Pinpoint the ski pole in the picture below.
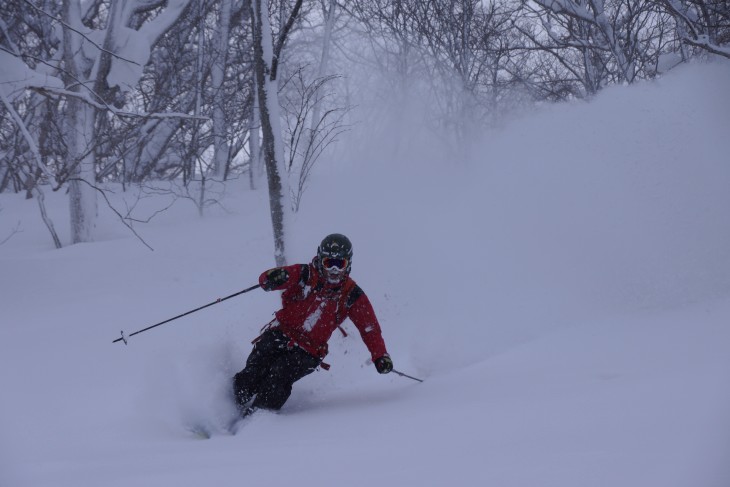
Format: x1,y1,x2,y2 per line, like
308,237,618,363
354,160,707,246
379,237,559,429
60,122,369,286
392,369,424,383
113,284,261,345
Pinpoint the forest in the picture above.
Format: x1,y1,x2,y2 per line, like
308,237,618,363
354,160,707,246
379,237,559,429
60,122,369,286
1,0,729,257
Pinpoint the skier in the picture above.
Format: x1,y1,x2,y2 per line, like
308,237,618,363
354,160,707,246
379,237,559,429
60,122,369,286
232,233,393,418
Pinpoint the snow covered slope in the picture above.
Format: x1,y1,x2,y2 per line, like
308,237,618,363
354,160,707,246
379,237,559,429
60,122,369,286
1,62,729,487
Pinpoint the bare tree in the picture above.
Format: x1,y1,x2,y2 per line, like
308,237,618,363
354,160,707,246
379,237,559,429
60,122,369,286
516,0,678,98
658,0,730,58
281,70,350,211
0,82,62,247
211,0,234,180
1,0,192,242
412,1,517,142
250,0,304,266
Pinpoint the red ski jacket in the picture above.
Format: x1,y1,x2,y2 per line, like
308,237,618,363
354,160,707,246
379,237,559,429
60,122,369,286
258,261,388,361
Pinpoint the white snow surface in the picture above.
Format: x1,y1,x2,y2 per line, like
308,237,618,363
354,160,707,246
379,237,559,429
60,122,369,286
2,61,730,487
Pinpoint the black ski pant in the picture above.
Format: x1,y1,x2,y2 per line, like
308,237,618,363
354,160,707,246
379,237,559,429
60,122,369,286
233,329,321,412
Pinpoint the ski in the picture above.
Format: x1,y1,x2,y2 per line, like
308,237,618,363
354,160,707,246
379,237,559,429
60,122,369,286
224,415,249,435
184,416,247,439
185,424,213,440
184,406,256,439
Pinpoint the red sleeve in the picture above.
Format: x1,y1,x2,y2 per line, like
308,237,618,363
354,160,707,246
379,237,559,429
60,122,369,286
258,264,304,291
348,291,388,361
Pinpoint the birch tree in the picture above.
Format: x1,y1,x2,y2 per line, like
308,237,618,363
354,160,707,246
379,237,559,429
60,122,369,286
211,0,234,179
248,84,262,189
251,0,304,266
57,0,191,243
62,0,99,244
309,0,338,144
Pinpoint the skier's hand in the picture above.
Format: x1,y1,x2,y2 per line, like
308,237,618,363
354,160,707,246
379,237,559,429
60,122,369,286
374,354,393,374
261,268,289,290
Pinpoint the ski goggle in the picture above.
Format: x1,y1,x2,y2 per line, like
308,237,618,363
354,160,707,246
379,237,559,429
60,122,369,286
322,257,348,270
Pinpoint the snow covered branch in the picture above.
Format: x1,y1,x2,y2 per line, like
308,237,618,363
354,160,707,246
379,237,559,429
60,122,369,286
0,80,63,247
684,35,730,58
658,0,730,59
21,0,142,67
32,85,209,121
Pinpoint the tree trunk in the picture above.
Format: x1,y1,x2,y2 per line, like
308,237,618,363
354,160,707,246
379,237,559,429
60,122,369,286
63,0,98,244
212,0,233,180
251,0,291,266
68,99,98,243
248,83,262,190
308,0,336,146
188,0,206,188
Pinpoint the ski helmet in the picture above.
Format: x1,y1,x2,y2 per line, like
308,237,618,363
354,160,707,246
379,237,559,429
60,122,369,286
317,233,353,282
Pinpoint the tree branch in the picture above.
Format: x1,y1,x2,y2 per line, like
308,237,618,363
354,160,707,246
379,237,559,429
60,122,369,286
0,221,22,246
31,86,209,121
21,0,142,66
271,0,304,80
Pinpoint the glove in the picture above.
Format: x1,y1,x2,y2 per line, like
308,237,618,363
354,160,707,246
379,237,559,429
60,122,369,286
261,268,289,291
374,354,393,374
